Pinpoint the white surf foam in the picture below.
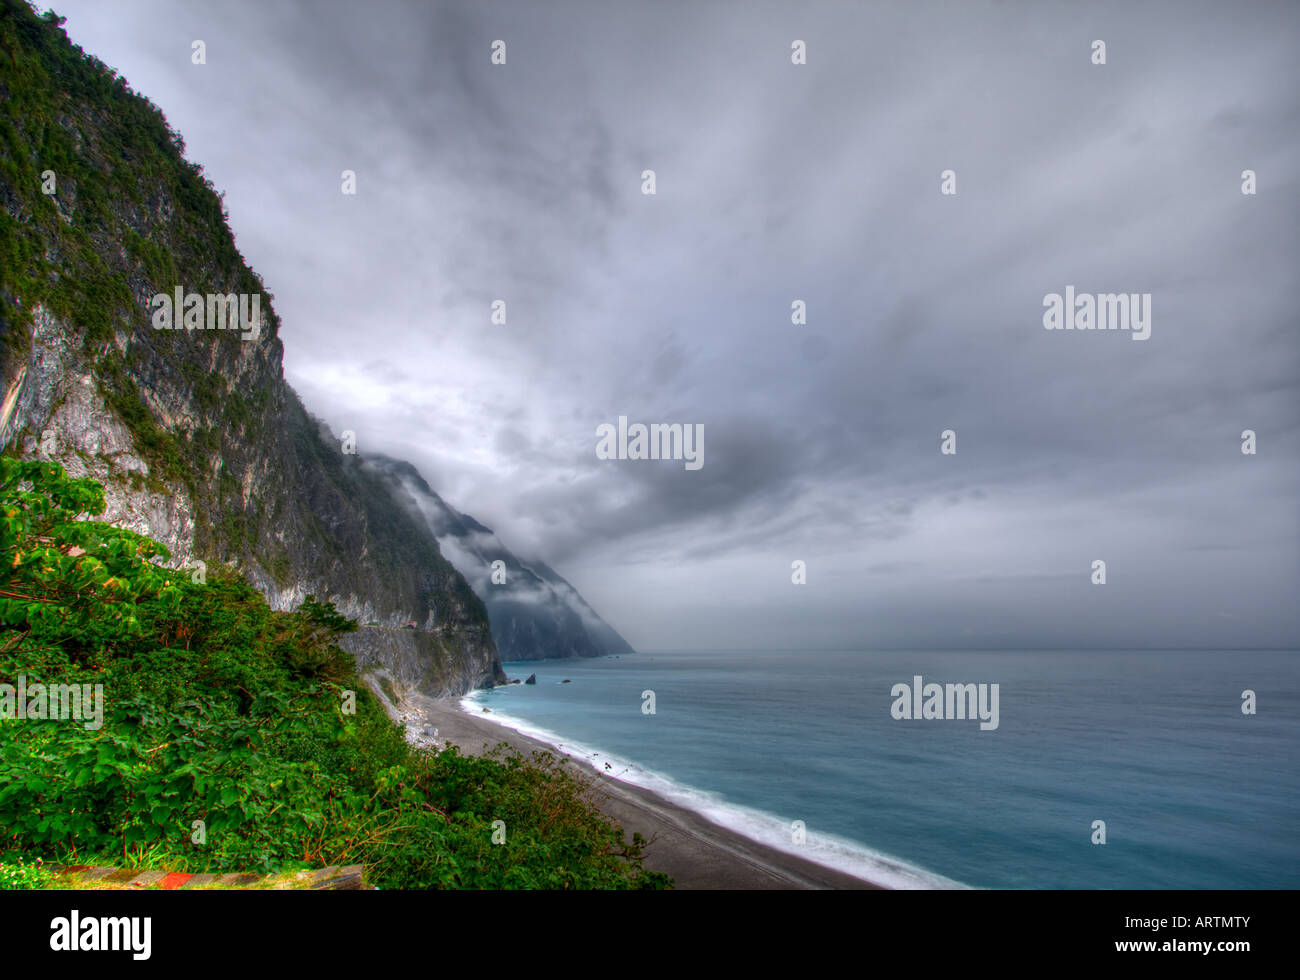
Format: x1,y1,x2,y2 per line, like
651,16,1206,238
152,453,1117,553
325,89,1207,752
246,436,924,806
458,691,968,890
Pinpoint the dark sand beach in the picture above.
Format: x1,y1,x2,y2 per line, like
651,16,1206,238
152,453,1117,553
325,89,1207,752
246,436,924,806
395,693,881,890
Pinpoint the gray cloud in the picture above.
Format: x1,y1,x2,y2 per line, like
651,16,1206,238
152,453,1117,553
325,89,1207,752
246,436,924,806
53,0,1300,650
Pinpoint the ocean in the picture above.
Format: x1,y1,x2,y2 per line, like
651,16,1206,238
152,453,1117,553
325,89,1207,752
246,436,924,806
462,649,1299,889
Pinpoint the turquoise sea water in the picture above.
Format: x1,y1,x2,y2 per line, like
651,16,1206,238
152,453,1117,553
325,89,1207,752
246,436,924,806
464,649,1299,889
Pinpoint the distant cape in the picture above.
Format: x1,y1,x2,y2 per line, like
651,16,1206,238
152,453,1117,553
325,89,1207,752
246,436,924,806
366,454,635,661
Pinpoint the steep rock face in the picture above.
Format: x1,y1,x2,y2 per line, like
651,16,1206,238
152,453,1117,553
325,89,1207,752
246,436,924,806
0,3,503,697
367,455,635,661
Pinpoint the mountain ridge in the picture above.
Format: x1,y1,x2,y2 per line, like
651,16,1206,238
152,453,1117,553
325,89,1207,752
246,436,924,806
365,452,634,661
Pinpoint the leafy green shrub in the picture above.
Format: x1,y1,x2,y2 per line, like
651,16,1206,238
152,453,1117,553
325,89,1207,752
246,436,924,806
0,457,670,888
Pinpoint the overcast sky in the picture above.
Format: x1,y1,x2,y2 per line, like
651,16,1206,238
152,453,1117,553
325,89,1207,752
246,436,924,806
49,0,1299,650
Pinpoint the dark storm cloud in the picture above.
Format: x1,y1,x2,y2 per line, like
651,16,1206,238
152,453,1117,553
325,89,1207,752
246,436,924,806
51,0,1300,649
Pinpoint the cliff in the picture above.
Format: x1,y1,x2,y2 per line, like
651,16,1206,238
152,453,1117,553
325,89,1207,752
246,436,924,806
0,1,503,696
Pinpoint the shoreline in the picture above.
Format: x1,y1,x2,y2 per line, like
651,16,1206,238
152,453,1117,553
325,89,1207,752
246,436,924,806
393,691,883,890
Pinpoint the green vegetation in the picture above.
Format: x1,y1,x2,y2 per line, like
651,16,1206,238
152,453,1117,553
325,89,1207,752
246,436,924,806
0,853,58,889
0,457,670,888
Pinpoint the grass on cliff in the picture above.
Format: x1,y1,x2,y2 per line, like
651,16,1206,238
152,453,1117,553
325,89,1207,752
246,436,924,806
1,1,268,362
0,456,671,889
